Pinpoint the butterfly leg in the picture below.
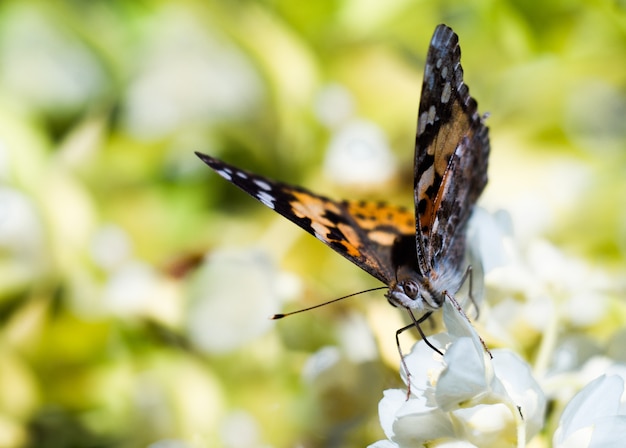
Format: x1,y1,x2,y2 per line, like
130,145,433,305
406,310,444,355
396,310,443,398
460,264,480,319
445,291,493,359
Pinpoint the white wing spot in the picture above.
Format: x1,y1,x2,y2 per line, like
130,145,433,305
436,58,442,69
217,169,232,181
253,179,272,191
441,66,448,79
236,171,248,179
418,106,438,135
441,82,451,104
417,166,435,198
418,111,428,134
257,191,276,209
428,105,437,123
424,63,432,80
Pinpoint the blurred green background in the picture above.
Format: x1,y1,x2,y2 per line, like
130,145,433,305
0,1,625,447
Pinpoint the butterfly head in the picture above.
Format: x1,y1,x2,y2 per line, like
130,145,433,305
386,267,444,311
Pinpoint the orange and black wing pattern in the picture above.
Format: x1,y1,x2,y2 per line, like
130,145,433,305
196,152,414,285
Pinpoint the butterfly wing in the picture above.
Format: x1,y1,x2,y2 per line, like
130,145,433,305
413,24,490,276
196,152,415,285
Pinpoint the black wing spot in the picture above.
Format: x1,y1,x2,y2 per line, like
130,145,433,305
391,234,419,272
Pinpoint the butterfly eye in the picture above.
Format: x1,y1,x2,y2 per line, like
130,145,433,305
402,280,420,300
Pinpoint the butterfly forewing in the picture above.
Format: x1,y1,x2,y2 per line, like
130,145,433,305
195,152,415,285
413,24,489,277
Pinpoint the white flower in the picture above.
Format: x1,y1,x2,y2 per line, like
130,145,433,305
185,248,294,354
90,224,132,271
102,261,174,319
370,299,546,448
220,410,262,448
1,8,105,112
0,186,45,264
314,83,355,129
122,7,262,139
323,120,397,186
553,373,626,448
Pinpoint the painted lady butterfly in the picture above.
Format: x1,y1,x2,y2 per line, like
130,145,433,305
196,24,489,354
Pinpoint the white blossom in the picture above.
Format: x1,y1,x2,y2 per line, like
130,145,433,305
370,299,546,448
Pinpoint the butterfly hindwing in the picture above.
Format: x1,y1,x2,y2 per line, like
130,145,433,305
195,152,415,285
413,24,490,276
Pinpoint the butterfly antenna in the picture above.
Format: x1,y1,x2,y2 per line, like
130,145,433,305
270,286,387,319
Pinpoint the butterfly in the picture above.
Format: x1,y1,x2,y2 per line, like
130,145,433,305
196,24,490,358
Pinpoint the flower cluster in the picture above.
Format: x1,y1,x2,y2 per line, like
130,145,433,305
369,299,545,448
370,210,626,447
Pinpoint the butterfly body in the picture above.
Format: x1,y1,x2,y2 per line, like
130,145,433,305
196,24,489,328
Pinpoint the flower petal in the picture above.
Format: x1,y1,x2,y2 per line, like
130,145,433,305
367,441,398,448
492,350,546,437
555,375,623,444
436,337,489,411
589,416,626,447
377,389,406,439
392,407,455,446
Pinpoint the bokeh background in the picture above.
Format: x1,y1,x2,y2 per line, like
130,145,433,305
0,1,625,447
